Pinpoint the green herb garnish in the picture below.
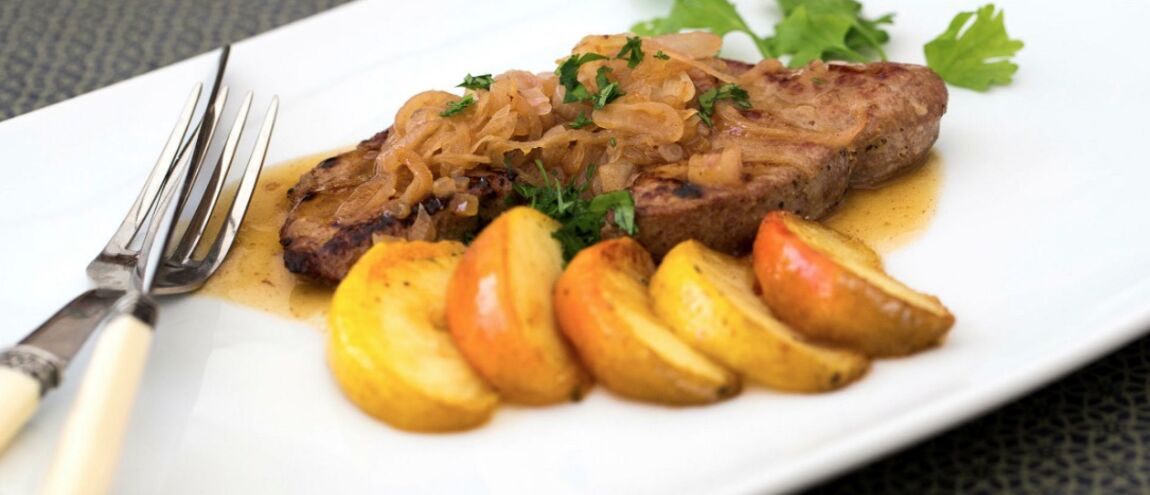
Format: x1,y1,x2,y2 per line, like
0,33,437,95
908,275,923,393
569,112,594,129
608,137,617,147
654,50,671,60
457,73,494,91
632,0,773,58
593,67,625,109
769,0,894,67
924,4,1024,91
440,94,475,117
514,161,637,261
556,53,609,103
632,0,892,67
616,36,645,68
697,83,751,127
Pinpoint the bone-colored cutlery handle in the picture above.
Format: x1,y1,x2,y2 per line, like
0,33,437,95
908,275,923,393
0,367,40,452
41,304,155,495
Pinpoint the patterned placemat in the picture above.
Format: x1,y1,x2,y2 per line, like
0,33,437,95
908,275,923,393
3,1,1148,493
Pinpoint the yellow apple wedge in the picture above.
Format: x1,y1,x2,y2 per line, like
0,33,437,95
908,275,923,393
328,241,498,432
753,211,955,357
446,207,592,405
554,237,740,405
650,240,869,392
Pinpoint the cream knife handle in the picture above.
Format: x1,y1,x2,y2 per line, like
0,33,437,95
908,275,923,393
0,289,123,455
41,298,156,495
0,366,40,452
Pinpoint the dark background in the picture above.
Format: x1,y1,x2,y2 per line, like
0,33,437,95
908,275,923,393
2,0,1148,492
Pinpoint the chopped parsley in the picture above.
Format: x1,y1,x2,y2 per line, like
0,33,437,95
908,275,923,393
514,161,637,261
556,53,608,103
924,4,1024,91
456,73,494,91
697,83,751,127
593,66,625,109
615,36,645,68
654,50,671,60
608,137,617,147
439,94,475,117
569,112,594,129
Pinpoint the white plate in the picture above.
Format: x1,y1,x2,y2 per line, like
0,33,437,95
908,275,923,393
2,0,1149,493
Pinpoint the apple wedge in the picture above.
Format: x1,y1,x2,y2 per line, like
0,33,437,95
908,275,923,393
753,211,955,357
328,241,498,432
650,240,869,392
554,237,740,405
446,207,592,405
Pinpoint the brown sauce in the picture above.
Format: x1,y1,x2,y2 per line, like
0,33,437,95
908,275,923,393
199,150,349,327
203,150,942,323
824,153,943,254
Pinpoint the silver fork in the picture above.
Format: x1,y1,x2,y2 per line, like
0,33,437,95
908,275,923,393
0,46,277,493
40,89,277,495
0,48,230,457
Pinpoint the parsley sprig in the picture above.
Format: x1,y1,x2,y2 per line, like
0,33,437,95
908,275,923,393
514,161,637,261
698,83,752,127
569,112,594,129
616,36,645,69
440,94,475,117
556,53,608,103
771,0,893,67
457,73,494,91
632,0,1022,90
556,52,627,109
924,4,1024,91
632,0,772,59
593,67,625,109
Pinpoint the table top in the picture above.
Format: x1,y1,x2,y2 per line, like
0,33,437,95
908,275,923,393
3,0,1148,492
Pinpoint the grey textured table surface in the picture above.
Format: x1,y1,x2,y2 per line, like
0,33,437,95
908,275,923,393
3,0,1149,493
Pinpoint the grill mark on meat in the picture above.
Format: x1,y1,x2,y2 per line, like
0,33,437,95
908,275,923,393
280,60,946,283
672,183,704,199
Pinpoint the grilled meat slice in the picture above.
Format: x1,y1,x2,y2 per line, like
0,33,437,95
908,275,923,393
280,60,946,283
629,144,850,258
280,132,512,283
630,61,946,257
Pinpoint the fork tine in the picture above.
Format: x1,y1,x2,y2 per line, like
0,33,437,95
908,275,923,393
173,85,230,220
135,120,203,292
92,83,201,263
202,96,278,271
169,88,247,262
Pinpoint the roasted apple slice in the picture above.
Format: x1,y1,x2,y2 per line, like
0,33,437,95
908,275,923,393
446,207,592,405
554,237,740,405
753,211,954,357
328,241,498,432
650,240,869,392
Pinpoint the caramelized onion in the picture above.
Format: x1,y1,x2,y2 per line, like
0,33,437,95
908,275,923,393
337,33,869,220
449,193,479,217
407,206,437,241
593,101,684,143
650,32,722,60
598,161,634,192
432,177,457,198
688,147,742,187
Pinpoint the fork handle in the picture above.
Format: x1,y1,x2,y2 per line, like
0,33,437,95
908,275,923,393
41,296,156,495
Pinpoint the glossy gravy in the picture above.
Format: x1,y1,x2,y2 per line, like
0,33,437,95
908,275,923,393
202,150,942,324
200,151,349,327
824,153,943,253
